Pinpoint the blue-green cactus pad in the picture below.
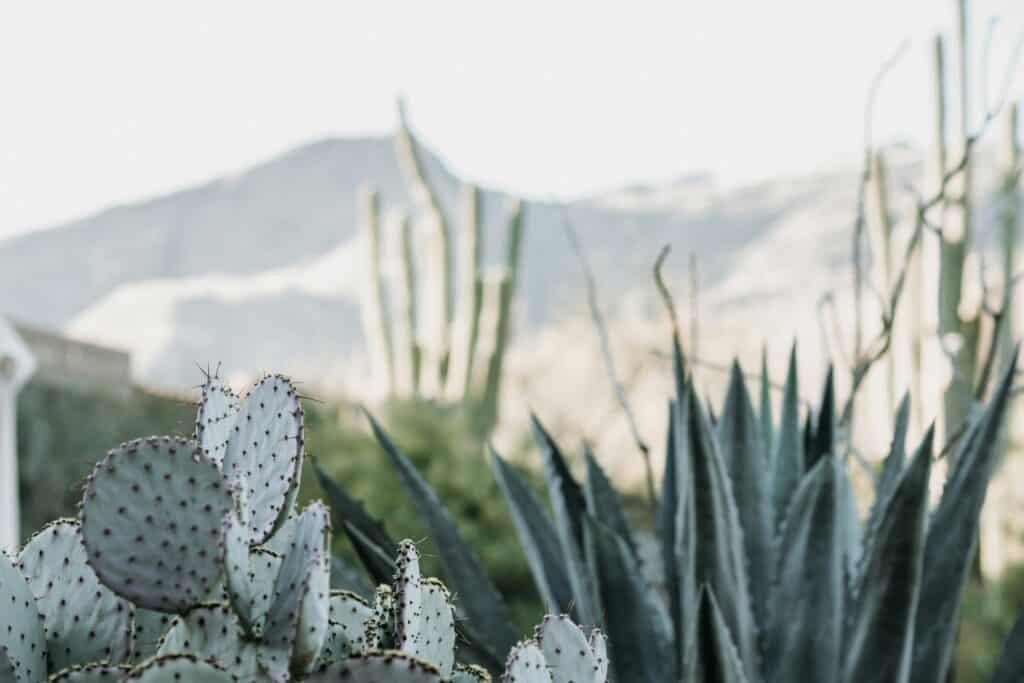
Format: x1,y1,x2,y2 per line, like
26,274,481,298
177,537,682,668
194,377,240,467
0,550,46,683
157,603,270,681
260,502,329,679
503,641,551,683
80,436,232,613
224,512,282,637
222,375,304,544
18,520,132,671
130,610,174,663
124,654,233,682
536,614,604,683
304,650,443,682
48,664,130,682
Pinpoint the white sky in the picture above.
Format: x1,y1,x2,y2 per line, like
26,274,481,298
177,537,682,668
0,1,1021,240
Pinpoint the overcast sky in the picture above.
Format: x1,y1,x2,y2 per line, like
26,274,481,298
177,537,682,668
1,1,1021,239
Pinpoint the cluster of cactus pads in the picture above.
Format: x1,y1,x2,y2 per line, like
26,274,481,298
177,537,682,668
318,340,1024,683
0,374,604,682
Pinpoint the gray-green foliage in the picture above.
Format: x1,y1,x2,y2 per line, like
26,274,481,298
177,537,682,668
323,336,1023,682
2,369,601,683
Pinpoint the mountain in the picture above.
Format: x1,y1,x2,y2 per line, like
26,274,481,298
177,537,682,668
0,135,1017,480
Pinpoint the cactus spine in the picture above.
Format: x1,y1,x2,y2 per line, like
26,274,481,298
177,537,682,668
359,185,396,396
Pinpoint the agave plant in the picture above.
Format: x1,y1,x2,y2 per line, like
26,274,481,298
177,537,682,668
319,339,1024,682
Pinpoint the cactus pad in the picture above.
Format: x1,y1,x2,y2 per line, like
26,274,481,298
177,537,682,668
124,654,233,682
397,576,455,678
18,519,132,671
0,550,46,683
157,603,268,681
194,376,240,467
364,585,396,650
222,375,304,544
295,546,331,674
48,664,130,682
80,437,231,613
0,647,15,681
502,641,551,683
536,614,605,683
223,513,281,637
304,650,443,682
452,664,492,682
328,591,373,655
260,502,329,680
130,610,174,663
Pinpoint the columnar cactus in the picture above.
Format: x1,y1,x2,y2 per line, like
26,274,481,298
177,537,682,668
356,101,527,432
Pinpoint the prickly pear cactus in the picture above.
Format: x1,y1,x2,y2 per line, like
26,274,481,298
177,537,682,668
222,374,304,544
18,520,132,671
0,549,45,682
79,436,232,613
1,370,601,683
503,641,550,683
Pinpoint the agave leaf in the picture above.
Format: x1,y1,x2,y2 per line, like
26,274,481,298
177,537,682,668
806,366,834,470
674,465,698,678
765,457,843,683
582,445,638,559
861,394,911,559
991,610,1024,683
843,427,933,683
771,344,803,529
366,412,517,663
584,516,673,683
658,399,684,673
759,346,774,453
912,350,1019,682
718,361,773,641
530,415,587,550
680,381,759,680
530,415,598,627
686,588,750,683
342,522,398,588
489,447,575,615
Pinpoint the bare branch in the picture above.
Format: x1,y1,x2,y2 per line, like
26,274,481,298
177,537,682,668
653,245,682,348
562,210,656,507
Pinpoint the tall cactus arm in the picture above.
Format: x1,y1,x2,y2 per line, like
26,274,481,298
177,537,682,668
480,199,524,433
395,99,452,394
391,210,421,397
358,185,396,396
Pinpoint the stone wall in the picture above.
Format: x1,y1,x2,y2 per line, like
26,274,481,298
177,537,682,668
13,322,132,397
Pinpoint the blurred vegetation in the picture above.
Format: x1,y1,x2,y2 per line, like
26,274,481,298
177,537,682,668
17,381,193,537
299,396,542,632
955,566,1024,682
17,378,1024,665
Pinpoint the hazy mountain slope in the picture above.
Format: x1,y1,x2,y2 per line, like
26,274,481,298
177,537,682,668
3,133,1016,414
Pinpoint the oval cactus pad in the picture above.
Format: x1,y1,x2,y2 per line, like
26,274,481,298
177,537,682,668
80,436,232,613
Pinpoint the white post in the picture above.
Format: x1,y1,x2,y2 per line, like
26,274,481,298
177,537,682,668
0,317,36,553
